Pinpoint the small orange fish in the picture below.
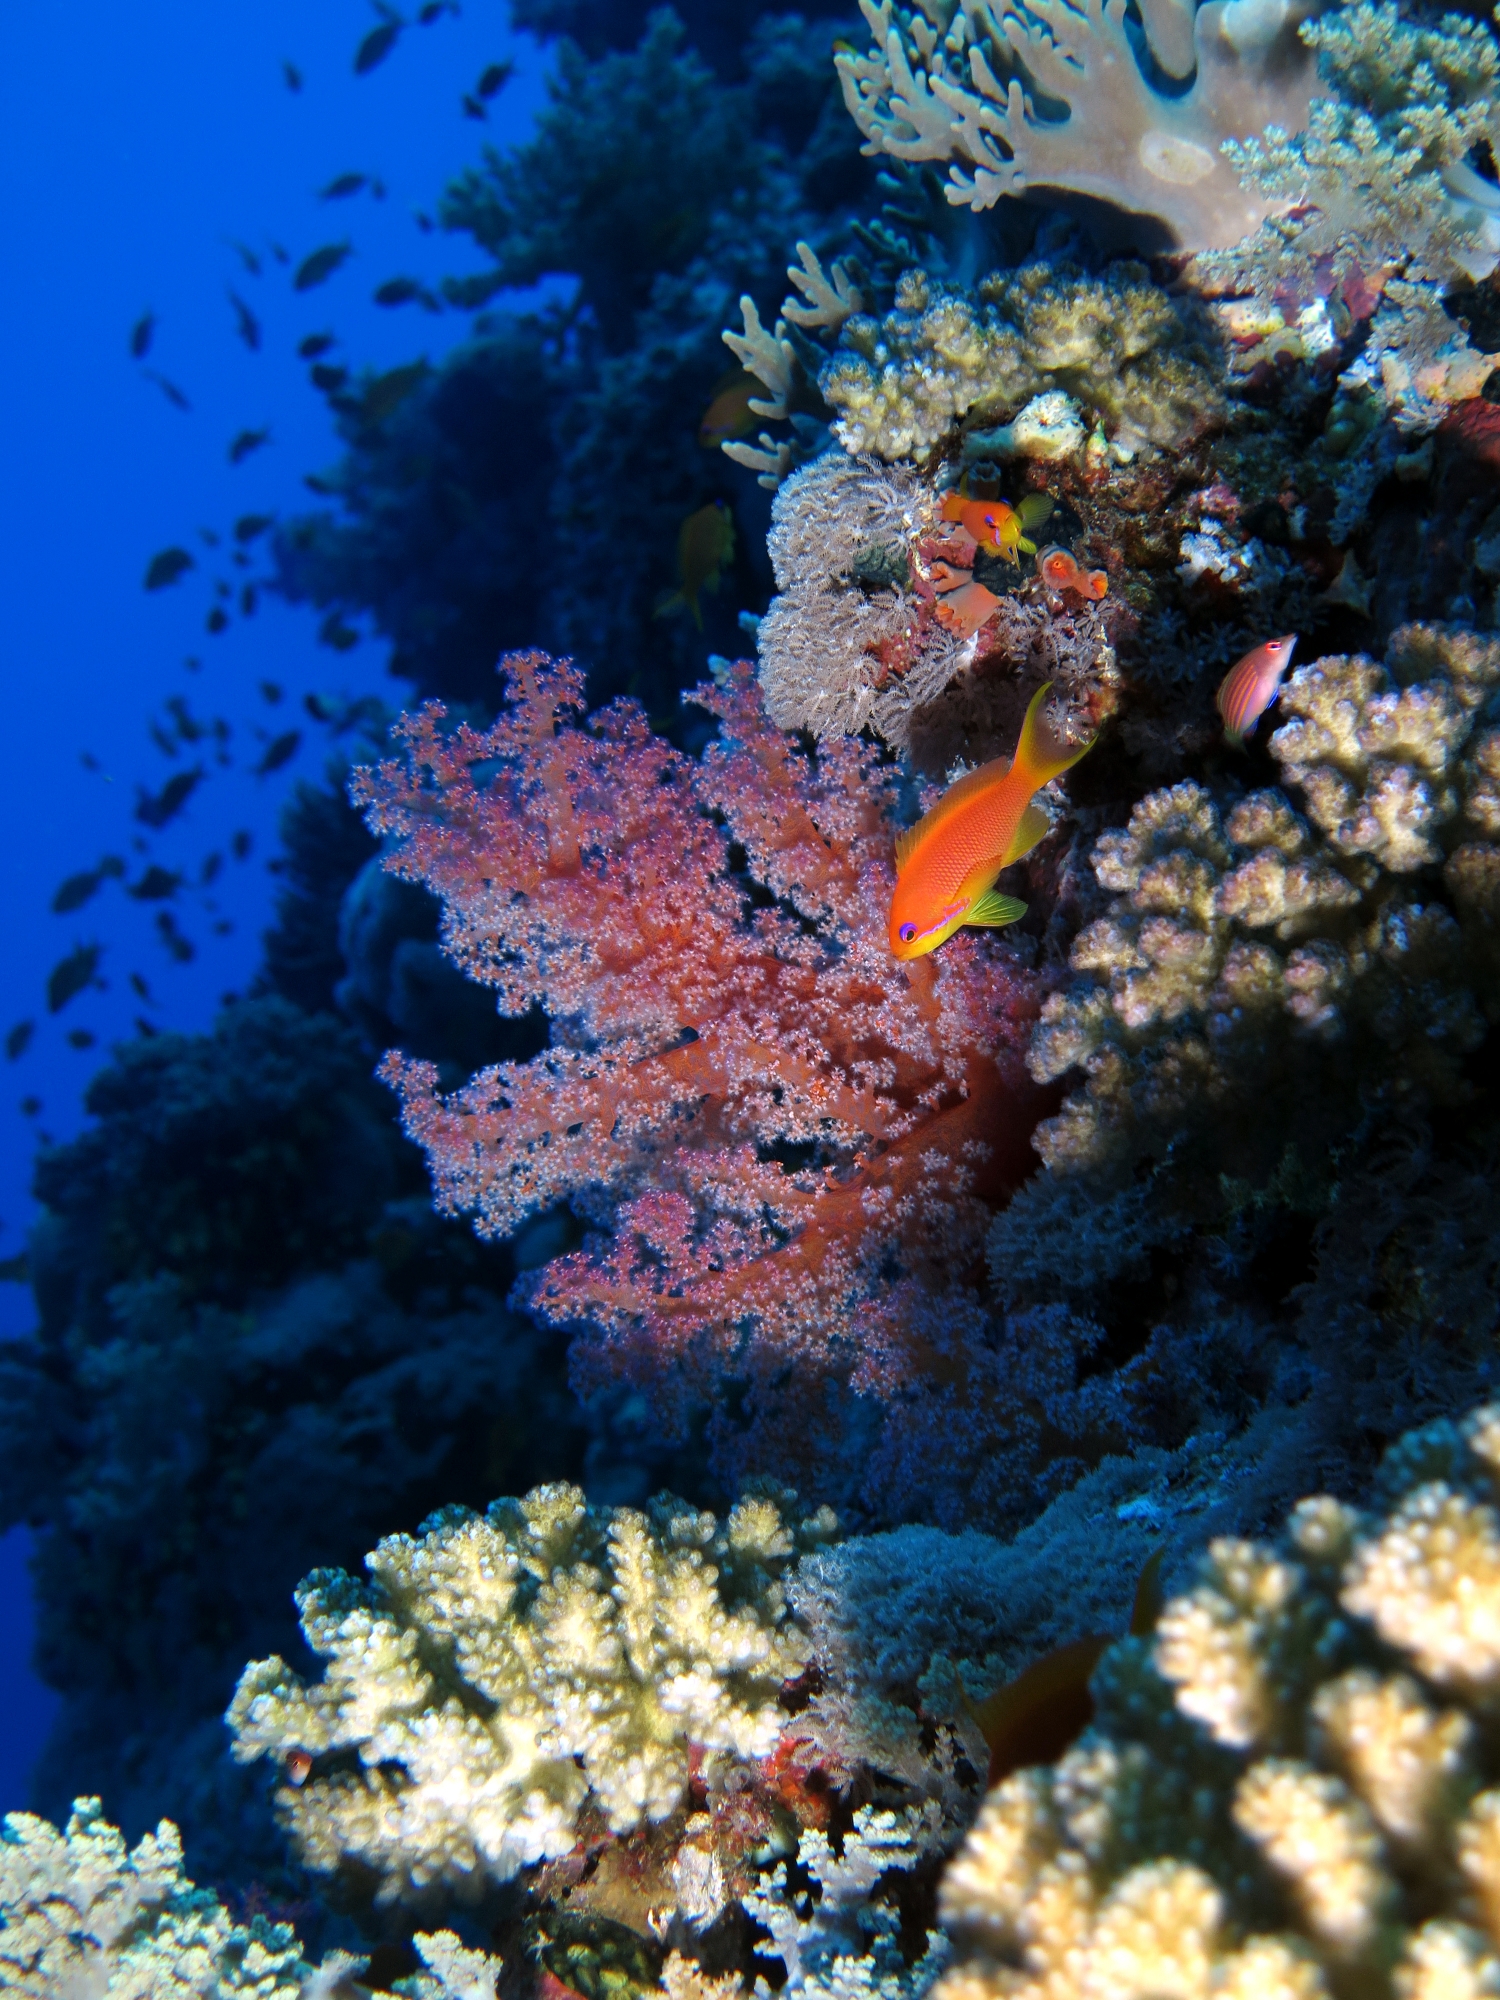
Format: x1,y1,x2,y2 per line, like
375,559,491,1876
285,1750,313,1786
889,681,1093,958
969,1549,1166,1787
940,491,1031,563
1217,633,1298,748
1037,544,1108,601
934,577,1002,637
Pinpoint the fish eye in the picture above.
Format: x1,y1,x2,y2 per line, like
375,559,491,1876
899,922,916,943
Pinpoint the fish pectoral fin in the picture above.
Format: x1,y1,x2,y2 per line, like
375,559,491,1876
1002,802,1051,865
966,889,1027,927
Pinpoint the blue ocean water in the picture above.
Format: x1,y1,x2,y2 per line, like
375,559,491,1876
0,0,545,1809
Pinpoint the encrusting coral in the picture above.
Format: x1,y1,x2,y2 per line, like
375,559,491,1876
832,0,1319,250
351,651,1048,1493
932,1397,1500,2000
226,1481,834,1903
1028,621,1500,1178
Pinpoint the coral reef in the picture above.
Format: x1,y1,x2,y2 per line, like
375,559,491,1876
814,262,1225,466
833,0,1318,249
1197,4,1500,428
227,1484,833,1903
276,10,872,710
353,651,1047,1498
1028,622,1500,1179
755,450,964,747
1,996,599,1888
934,1398,1500,2000
0,1797,315,1997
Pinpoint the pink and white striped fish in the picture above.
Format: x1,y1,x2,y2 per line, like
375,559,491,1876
1217,634,1298,748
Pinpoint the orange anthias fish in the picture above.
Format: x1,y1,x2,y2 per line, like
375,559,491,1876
698,368,759,448
1217,633,1298,748
889,681,1094,959
969,1549,1165,1788
1037,544,1108,602
940,490,1030,563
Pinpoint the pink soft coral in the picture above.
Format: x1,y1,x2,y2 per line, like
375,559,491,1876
352,653,1044,1493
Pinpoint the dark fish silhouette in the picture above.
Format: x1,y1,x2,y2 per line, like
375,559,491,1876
229,427,271,464
293,243,351,291
241,584,258,616
311,363,349,393
260,681,284,704
52,858,123,914
144,370,191,411
461,92,486,119
136,769,203,829
298,333,336,359
477,61,513,97
256,730,302,775
231,830,253,860
129,972,154,1002
145,548,194,590
201,854,223,885
47,944,102,1014
130,311,156,358
320,172,367,200
374,277,437,309
234,513,275,544
6,1022,34,1060
227,238,263,277
229,290,262,351
128,866,183,903
282,58,303,91
165,697,204,743
155,913,194,963
318,611,359,652
206,607,229,635
66,1029,96,1050
354,20,401,73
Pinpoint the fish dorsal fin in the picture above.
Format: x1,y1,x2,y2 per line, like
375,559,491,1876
894,757,1011,875
1003,802,1051,866
966,889,1027,927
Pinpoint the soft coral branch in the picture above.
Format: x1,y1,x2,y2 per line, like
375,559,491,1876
353,654,1045,1494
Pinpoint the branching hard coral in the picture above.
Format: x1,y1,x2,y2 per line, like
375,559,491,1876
820,263,1225,464
1027,621,1500,1178
0,1797,320,1998
932,1398,1500,2000
227,1483,832,1904
746,1806,951,2000
833,0,1318,249
1196,3,1500,427
351,653,1046,1493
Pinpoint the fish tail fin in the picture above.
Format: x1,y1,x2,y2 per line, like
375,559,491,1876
939,490,965,522
1223,725,1245,751
1013,681,1093,790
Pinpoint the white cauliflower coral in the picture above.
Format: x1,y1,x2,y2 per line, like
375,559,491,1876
227,1482,835,1904
931,1401,1500,2000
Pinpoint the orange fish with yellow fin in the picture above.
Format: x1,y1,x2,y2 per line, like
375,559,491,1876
889,682,1093,959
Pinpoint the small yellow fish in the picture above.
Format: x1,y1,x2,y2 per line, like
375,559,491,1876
889,683,1093,959
657,501,735,630
698,370,759,448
